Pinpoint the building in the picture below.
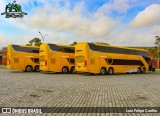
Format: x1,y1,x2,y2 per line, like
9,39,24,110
2,49,7,65
128,46,160,69
0,50,2,65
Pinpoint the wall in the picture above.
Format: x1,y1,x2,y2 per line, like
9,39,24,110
0,56,2,65
155,58,160,69
2,50,7,65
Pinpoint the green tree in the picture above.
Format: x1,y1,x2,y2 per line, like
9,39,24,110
154,36,160,58
26,38,42,46
70,42,77,46
26,44,31,46
94,42,110,45
148,47,158,58
2,47,7,51
155,36,160,46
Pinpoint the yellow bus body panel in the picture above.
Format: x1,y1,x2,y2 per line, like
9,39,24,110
7,45,39,71
75,42,150,74
40,44,75,72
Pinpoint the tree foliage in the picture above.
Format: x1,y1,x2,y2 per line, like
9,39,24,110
70,42,77,46
94,42,110,45
26,38,42,46
149,36,160,58
2,47,7,50
154,36,160,58
69,41,110,46
155,36,160,46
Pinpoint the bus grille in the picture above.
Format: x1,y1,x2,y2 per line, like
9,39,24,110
40,56,45,61
75,56,84,63
14,58,19,63
51,58,56,64
90,59,95,64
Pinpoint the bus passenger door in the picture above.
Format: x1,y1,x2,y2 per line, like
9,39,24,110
19,57,25,70
107,56,123,73
49,53,60,71
106,56,114,70
56,55,61,71
61,53,69,66
12,52,20,70
100,55,108,72
13,57,20,70
24,55,33,69
89,56,100,73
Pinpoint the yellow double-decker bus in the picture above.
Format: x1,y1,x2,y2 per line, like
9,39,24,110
40,43,75,73
75,42,152,75
7,45,40,72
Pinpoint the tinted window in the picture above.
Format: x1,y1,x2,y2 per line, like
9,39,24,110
88,43,149,57
12,45,39,53
64,48,75,53
67,58,75,64
48,44,75,53
31,58,39,63
32,50,39,53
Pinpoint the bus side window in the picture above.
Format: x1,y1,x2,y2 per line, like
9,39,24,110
32,50,39,53
64,48,75,53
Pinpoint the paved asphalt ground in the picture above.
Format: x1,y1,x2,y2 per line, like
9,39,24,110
0,69,160,115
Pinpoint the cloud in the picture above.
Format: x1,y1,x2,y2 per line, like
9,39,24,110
130,4,160,28
25,3,116,39
0,0,159,48
96,0,136,16
0,0,6,13
107,25,159,46
18,0,31,4
0,34,12,49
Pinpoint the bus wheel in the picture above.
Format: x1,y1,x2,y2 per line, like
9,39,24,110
25,66,33,72
70,67,76,74
137,67,141,74
108,67,114,75
62,66,69,74
141,67,146,73
100,67,106,75
34,65,40,72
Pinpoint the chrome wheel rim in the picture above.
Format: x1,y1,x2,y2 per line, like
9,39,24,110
101,69,105,75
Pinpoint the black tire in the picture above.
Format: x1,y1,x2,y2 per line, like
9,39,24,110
89,73,94,75
62,66,69,74
137,67,141,74
25,66,33,72
34,65,40,72
70,67,76,74
108,67,114,75
100,67,107,75
141,67,146,73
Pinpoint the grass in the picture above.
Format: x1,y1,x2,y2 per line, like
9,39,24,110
0,65,7,69
156,69,160,73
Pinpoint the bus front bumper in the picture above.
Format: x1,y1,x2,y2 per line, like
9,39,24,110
75,67,88,73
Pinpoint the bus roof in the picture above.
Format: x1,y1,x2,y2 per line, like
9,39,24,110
77,42,149,52
9,45,39,53
47,43,75,48
9,44,39,48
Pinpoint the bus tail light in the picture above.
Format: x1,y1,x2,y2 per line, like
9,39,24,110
45,60,47,66
84,60,87,68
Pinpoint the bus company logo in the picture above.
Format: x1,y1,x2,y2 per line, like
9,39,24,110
1,0,27,18
2,108,12,114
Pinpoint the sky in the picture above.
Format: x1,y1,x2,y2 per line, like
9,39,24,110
0,0,160,49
